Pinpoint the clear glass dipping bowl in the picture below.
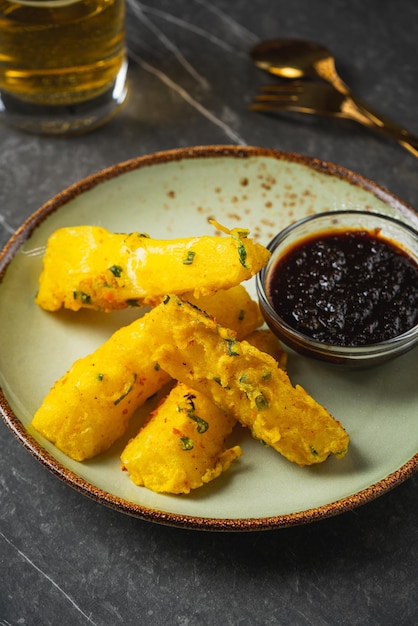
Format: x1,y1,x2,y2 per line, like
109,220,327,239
256,210,418,368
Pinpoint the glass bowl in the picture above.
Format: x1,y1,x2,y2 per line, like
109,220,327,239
256,210,418,367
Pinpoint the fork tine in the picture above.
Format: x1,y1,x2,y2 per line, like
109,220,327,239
249,101,315,113
249,99,337,115
257,83,306,102
251,81,321,108
252,93,298,103
252,83,304,104
250,80,345,114
249,91,334,115
249,102,287,112
259,82,305,93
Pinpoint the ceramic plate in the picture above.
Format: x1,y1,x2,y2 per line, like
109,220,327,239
1,146,417,531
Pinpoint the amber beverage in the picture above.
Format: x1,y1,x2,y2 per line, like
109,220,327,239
0,0,127,134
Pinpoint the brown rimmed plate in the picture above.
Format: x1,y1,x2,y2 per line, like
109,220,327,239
1,145,417,531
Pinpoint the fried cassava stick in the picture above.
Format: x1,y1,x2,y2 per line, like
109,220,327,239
36,224,270,312
152,296,349,466
121,329,286,494
121,382,242,494
31,287,263,461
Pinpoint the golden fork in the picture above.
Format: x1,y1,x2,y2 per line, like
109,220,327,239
251,81,418,158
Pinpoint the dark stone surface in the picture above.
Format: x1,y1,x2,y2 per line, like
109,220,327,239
1,1,417,624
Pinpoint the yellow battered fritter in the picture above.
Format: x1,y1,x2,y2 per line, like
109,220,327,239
31,288,264,461
120,328,286,494
121,382,241,494
152,296,349,466
36,225,270,312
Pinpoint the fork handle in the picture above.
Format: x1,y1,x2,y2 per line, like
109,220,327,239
355,105,418,158
396,140,418,159
323,71,418,154
333,86,418,157
351,94,418,147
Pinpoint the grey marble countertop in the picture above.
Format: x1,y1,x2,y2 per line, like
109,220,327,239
1,1,417,624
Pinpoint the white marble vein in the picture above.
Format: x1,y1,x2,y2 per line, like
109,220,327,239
131,1,248,56
129,49,247,145
0,530,99,625
127,0,209,89
126,1,250,144
192,0,259,44
0,214,15,236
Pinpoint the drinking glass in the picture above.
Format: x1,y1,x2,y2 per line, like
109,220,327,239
0,0,127,134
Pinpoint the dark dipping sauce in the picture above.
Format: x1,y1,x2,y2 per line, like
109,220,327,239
267,229,418,346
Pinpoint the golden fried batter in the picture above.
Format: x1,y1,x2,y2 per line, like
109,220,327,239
36,225,270,312
152,296,349,466
121,382,241,494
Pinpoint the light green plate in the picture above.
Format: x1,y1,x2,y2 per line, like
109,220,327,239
1,146,417,531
